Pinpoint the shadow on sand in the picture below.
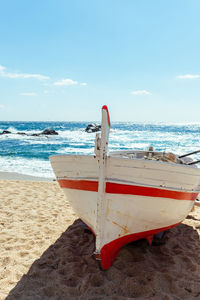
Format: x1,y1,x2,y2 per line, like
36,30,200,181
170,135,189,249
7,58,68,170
6,219,200,300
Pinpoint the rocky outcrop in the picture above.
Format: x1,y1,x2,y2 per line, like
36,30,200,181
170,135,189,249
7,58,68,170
0,130,11,135
85,124,101,133
0,129,59,136
30,133,40,137
41,129,59,135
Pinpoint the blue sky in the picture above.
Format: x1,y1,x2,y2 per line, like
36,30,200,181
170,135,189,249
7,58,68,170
0,0,200,122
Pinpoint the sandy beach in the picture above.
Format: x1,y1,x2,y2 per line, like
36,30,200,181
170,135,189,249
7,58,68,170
0,174,200,300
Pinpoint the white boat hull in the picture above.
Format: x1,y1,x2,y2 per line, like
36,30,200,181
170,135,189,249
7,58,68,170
50,154,200,269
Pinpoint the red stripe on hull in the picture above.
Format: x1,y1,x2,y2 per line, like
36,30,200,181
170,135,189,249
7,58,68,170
58,179,98,192
57,179,197,201
106,182,197,201
100,221,181,270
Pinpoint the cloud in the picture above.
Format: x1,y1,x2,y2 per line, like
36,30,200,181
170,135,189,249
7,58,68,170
0,65,49,80
131,90,151,95
0,66,5,72
80,82,87,86
54,78,78,86
20,92,37,96
0,104,5,109
177,74,200,79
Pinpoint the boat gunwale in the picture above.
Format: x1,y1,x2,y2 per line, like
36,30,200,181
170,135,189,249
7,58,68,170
50,153,200,174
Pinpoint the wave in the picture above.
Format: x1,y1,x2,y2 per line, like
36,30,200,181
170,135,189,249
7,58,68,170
0,156,54,178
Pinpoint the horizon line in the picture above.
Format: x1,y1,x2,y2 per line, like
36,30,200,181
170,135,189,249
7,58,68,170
0,120,200,125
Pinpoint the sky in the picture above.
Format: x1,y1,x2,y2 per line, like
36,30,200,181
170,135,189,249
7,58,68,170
0,0,200,122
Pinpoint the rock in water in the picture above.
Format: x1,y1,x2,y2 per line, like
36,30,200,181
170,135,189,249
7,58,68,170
0,130,11,135
30,133,40,136
0,129,59,136
41,129,59,135
85,124,101,133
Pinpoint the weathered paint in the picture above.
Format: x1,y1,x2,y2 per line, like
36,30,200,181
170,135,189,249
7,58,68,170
96,106,110,252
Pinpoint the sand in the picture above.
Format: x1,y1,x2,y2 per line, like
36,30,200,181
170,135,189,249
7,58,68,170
0,178,199,300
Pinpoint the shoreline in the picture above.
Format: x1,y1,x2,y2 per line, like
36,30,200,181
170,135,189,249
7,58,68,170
0,171,55,182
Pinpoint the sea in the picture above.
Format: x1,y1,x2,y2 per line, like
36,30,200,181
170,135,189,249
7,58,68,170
0,121,199,178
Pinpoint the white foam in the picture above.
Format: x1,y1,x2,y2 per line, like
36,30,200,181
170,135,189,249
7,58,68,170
6,126,18,133
0,156,54,178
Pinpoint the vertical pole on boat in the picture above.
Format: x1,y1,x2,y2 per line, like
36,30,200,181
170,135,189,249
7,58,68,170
95,105,110,257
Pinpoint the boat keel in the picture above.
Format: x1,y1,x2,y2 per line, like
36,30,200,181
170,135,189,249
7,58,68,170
98,222,181,270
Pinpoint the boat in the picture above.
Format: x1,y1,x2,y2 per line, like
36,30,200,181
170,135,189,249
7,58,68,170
50,106,200,270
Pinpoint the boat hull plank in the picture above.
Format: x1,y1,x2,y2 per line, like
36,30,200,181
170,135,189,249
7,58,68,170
50,155,99,180
107,157,200,191
61,189,97,232
102,193,194,246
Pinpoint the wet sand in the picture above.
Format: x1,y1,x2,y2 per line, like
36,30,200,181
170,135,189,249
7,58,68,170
0,178,199,299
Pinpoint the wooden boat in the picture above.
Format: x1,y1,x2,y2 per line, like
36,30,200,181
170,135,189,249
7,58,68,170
50,106,200,269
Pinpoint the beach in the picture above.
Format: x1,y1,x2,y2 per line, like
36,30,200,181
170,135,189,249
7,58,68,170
0,174,200,300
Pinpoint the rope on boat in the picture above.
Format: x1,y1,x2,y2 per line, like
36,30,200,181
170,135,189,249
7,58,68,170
179,149,200,165
187,159,200,165
179,149,200,158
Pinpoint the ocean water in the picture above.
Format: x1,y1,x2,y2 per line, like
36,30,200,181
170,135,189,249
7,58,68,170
0,121,199,178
